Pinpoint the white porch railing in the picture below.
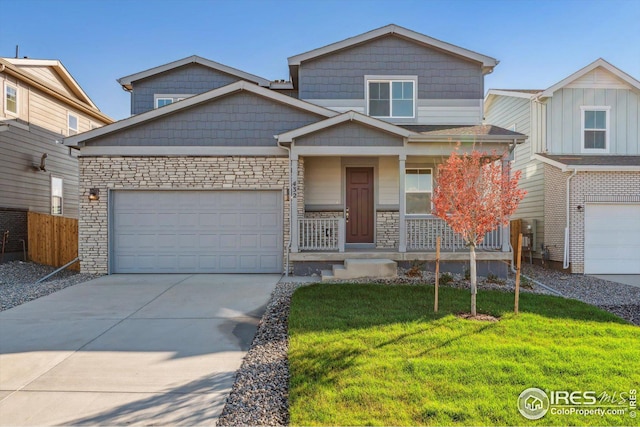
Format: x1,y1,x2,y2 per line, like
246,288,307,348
298,218,345,252
406,217,502,251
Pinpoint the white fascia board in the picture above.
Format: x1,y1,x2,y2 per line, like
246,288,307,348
65,81,337,147
533,154,640,171
277,111,417,143
288,24,498,69
3,58,59,66
485,89,537,100
4,58,97,108
538,58,640,98
117,55,271,89
78,146,287,157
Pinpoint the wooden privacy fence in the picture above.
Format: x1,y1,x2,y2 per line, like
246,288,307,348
510,219,522,263
27,212,79,271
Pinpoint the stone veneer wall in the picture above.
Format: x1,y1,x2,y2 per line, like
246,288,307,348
376,211,399,249
544,164,640,273
79,156,302,274
303,211,343,219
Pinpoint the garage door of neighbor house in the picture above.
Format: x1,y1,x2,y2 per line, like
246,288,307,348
584,204,640,274
111,190,283,273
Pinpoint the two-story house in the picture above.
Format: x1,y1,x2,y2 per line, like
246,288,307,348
65,24,525,276
0,57,112,261
485,59,640,274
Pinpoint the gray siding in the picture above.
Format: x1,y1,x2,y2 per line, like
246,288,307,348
131,63,245,115
0,125,79,218
87,91,324,147
547,88,640,155
295,122,404,146
299,35,483,100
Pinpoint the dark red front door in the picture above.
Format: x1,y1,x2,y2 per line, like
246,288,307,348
346,167,374,244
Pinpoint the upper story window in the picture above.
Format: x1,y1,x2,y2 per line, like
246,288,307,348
154,94,190,109
366,77,416,118
581,106,610,153
156,98,174,108
68,113,79,136
4,82,18,116
406,168,432,214
51,177,63,216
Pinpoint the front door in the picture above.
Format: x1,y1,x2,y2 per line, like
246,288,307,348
345,167,374,244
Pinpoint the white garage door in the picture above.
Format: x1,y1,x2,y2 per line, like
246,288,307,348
111,190,283,273
584,204,640,274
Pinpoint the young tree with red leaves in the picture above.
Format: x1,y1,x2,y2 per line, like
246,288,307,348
432,147,525,316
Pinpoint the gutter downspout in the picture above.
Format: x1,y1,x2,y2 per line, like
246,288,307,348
276,137,292,277
563,169,577,269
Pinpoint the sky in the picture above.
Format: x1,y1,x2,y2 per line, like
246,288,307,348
2,0,639,121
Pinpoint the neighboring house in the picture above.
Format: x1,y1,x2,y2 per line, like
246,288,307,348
65,24,525,276
0,57,112,261
485,59,640,274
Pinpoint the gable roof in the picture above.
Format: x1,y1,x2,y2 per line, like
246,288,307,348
117,55,271,90
538,58,640,98
0,58,112,124
2,57,98,109
288,24,499,72
277,111,417,143
64,80,338,147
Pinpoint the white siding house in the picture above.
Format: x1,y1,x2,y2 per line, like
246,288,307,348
485,59,640,274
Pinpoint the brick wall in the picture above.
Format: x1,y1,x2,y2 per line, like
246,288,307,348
544,164,640,273
543,165,567,263
0,208,27,257
376,211,399,249
569,171,640,274
79,156,299,274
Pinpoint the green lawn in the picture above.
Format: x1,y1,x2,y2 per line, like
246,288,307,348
288,284,640,426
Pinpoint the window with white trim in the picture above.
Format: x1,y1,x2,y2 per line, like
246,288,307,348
367,79,415,118
406,168,432,214
68,113,78,136
51,177,63,216
154,94,192,109
4,82,18,116
156,98,173,108
581,106,610,152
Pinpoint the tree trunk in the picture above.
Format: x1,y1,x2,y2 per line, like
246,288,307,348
470,243,477,316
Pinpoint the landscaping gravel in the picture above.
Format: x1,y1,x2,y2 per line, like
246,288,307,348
0,261,100,311
219,264,639,426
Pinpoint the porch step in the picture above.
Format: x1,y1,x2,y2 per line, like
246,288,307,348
321,259,397,281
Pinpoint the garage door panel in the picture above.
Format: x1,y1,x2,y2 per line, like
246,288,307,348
584,204,640,274
112,190,283,273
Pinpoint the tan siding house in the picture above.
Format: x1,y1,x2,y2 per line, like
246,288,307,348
0,57,112,261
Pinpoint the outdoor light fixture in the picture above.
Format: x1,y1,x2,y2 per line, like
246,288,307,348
88,188,100,201
577,205,583,211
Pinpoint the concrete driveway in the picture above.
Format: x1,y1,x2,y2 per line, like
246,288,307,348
591,275,640,288
0,274,280,426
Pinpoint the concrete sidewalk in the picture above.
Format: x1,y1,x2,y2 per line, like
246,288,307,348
0,274,279,426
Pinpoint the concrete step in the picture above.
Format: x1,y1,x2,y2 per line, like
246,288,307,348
321,269,335,282
337,259,397,280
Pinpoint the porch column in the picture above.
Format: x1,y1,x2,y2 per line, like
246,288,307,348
290,155,299,253
501,222,511,252
501,157,511,253
398,154,407,252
